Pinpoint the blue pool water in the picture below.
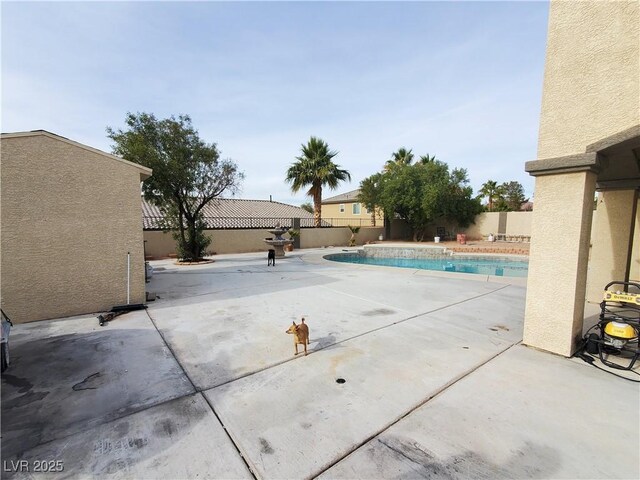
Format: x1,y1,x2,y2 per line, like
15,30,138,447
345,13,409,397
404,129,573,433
324,253,528,278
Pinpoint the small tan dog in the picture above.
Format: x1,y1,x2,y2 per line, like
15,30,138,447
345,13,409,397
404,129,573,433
286,318,310,356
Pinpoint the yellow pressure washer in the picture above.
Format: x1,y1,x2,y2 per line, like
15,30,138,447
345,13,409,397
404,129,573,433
579,281,640,375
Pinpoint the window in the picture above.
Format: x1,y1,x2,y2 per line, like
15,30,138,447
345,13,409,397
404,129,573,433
352,203,361,215
339,204,345,213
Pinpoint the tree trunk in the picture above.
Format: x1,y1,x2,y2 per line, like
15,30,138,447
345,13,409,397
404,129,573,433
192,224,200,259
178,211,188,257
371,208,376,227
187,221,198,260
313,186,322,228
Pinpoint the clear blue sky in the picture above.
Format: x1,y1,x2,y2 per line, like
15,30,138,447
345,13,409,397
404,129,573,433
2,1,549,206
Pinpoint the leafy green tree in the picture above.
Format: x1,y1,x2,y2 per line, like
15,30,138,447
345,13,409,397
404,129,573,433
499,181,528,211
357,173,382,226
384,148,414,172
375,160,482,241
285,136,351,227
300,202,314,213
107,113,243,261
478,180,504,212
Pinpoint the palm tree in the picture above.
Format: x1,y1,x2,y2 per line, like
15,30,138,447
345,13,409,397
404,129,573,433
347,225,361,246
384,148,414,172
418,153,438,164
286,137,351,227
479,180,503,212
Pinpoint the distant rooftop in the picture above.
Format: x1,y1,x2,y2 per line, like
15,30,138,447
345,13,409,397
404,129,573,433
142,198,314,229
322,189,361,204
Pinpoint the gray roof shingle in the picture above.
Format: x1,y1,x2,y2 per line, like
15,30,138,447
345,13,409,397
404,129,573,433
322,189,361,204
142,198,314,229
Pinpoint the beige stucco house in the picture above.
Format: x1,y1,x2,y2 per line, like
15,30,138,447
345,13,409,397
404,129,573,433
322,189,384,227
523,0,639,356
1,130,152,323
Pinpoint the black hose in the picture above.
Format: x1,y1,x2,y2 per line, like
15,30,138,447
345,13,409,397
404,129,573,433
574,350,640,383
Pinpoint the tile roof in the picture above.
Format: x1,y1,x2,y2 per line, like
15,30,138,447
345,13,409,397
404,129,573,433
322,189,361,204
142,198,315,230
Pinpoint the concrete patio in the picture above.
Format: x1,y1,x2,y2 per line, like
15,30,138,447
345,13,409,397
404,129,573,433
1,247,638,479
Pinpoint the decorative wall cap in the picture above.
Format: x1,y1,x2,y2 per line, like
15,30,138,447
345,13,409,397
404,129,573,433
525,152,602,177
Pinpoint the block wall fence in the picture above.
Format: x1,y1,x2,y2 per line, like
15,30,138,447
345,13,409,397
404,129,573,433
143,211,534,258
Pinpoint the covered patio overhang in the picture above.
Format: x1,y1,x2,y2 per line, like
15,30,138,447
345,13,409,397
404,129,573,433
523,124,640,356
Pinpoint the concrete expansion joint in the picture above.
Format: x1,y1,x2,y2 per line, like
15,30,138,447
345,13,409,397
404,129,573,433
312,342,521,478
205,284,515,390
144,309,258,480
377,437,428,469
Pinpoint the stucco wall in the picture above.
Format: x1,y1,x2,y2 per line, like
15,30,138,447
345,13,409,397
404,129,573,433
525,0,639,356
1,134,148,323
144,229,277,257
144,226,386,258
144,211,534,258
425,212,531,240
504,212,533,236
537,0,639,159
463,213,501,239
586,191,637,303
524,171,597,356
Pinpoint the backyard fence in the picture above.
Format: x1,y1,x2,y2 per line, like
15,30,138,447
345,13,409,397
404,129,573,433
141,211,534,258
143,216,376,230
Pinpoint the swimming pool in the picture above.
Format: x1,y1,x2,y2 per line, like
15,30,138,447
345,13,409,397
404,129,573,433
324,252,529,278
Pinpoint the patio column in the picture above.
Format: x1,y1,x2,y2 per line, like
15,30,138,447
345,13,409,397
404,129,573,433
586,190,638,303
524,153,600,356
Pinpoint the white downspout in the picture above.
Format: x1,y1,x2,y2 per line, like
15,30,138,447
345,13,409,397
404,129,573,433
127,252,131,305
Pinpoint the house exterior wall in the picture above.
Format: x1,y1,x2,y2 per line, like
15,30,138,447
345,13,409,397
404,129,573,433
537,0,639,159
524,0,639,356
1,134,148,323
630,199,640,282
321,202,384,226
586,191,637,303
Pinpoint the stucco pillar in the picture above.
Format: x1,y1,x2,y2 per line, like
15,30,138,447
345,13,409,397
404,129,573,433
523,171,597,356
586,190,637,303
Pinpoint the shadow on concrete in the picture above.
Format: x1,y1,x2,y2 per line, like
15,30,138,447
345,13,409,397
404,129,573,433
313,332,338,350
148,267,339,309
1,328,193,459
371,435,561,479
1,393,212,479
